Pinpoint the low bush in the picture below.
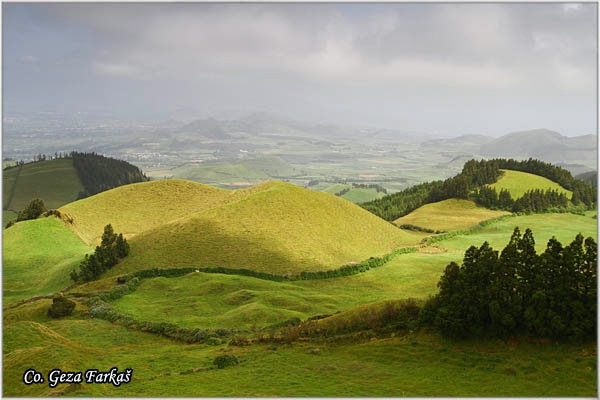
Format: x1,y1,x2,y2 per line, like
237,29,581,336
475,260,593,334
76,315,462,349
213,355,239,369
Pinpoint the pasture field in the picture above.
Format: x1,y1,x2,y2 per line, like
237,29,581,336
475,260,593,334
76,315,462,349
341,188,386,203
394,198,510,231
3,176,597,397
2,159,84,212
111,212,597,333
490,169,572,199
2,299,596,397
163,157,300,187
3,217,92,304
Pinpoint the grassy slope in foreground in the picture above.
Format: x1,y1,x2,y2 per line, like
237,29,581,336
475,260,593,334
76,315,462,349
2,159,84,212
394,198,510,231
3,300,596,397
59,179,237,244
490,169,572,199
112,181,425,276
3,217,92,303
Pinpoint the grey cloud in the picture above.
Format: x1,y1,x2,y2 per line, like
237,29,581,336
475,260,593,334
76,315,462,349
3,3,597,135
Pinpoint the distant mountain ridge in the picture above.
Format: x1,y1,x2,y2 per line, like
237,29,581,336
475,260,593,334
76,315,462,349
480,129,596,169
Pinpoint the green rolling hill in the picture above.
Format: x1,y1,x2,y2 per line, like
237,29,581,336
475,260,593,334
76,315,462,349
108,180,424,276
3,159,84,216
394,198,510,232
3,159,597,397
3,153,148,226
3,217,92,303
489,169,572,199
59,179,235,244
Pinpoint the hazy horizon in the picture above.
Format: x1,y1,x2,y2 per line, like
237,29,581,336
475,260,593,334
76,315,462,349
3,2,598,137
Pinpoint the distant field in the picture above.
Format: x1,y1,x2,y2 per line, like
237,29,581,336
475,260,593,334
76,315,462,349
3,218,92,304
341,188,386,203
3,209,18,225
2,159,84,212
322,184,385,203
394,199,510,231
161,157,299,187
111,181,425,276
490,169,572,199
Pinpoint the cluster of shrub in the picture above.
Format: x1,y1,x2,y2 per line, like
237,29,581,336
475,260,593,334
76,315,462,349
351,183,388,194
421,228,597,341
117,247,415,284
361,158,596,221
335,183,388,197
398,224,440,234
14,198,47,223
264,299,421,344
70,224,130,282
297,247,415,280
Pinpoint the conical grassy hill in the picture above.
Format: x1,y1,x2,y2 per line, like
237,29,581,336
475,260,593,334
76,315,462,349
59,179,235,244
106,180,424,276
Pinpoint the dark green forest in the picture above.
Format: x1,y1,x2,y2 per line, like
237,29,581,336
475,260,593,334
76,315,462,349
422,229,597,341
70,152,148,198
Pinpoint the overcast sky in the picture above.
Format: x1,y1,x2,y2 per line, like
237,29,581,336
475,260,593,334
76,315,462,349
3,2,597,136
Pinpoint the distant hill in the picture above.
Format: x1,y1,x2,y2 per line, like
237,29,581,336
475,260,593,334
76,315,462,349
480,129,596,170
3,153,148,225
489,169,572,199
177,117,232,139
64,180,424,276
3,158,84,216
576,171,597,188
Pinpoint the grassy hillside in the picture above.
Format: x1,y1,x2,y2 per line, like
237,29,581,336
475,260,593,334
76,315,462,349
3,159,84,213
3,217,92,303
109,181,424,276
394,199,510,231
4,300,595,397
109,211,597,332
490,169,572,199
59,179,234,244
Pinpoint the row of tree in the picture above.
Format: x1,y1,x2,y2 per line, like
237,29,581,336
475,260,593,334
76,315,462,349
362,158,596,221
474,186,570,213
70,224,130,282
422,228,597,340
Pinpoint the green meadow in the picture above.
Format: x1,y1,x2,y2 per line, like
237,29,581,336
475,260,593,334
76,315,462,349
394,198,510,231
3,159,84,213
3,300,596,397
3,218,92,304
490,169,572,198
3,173,597,397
